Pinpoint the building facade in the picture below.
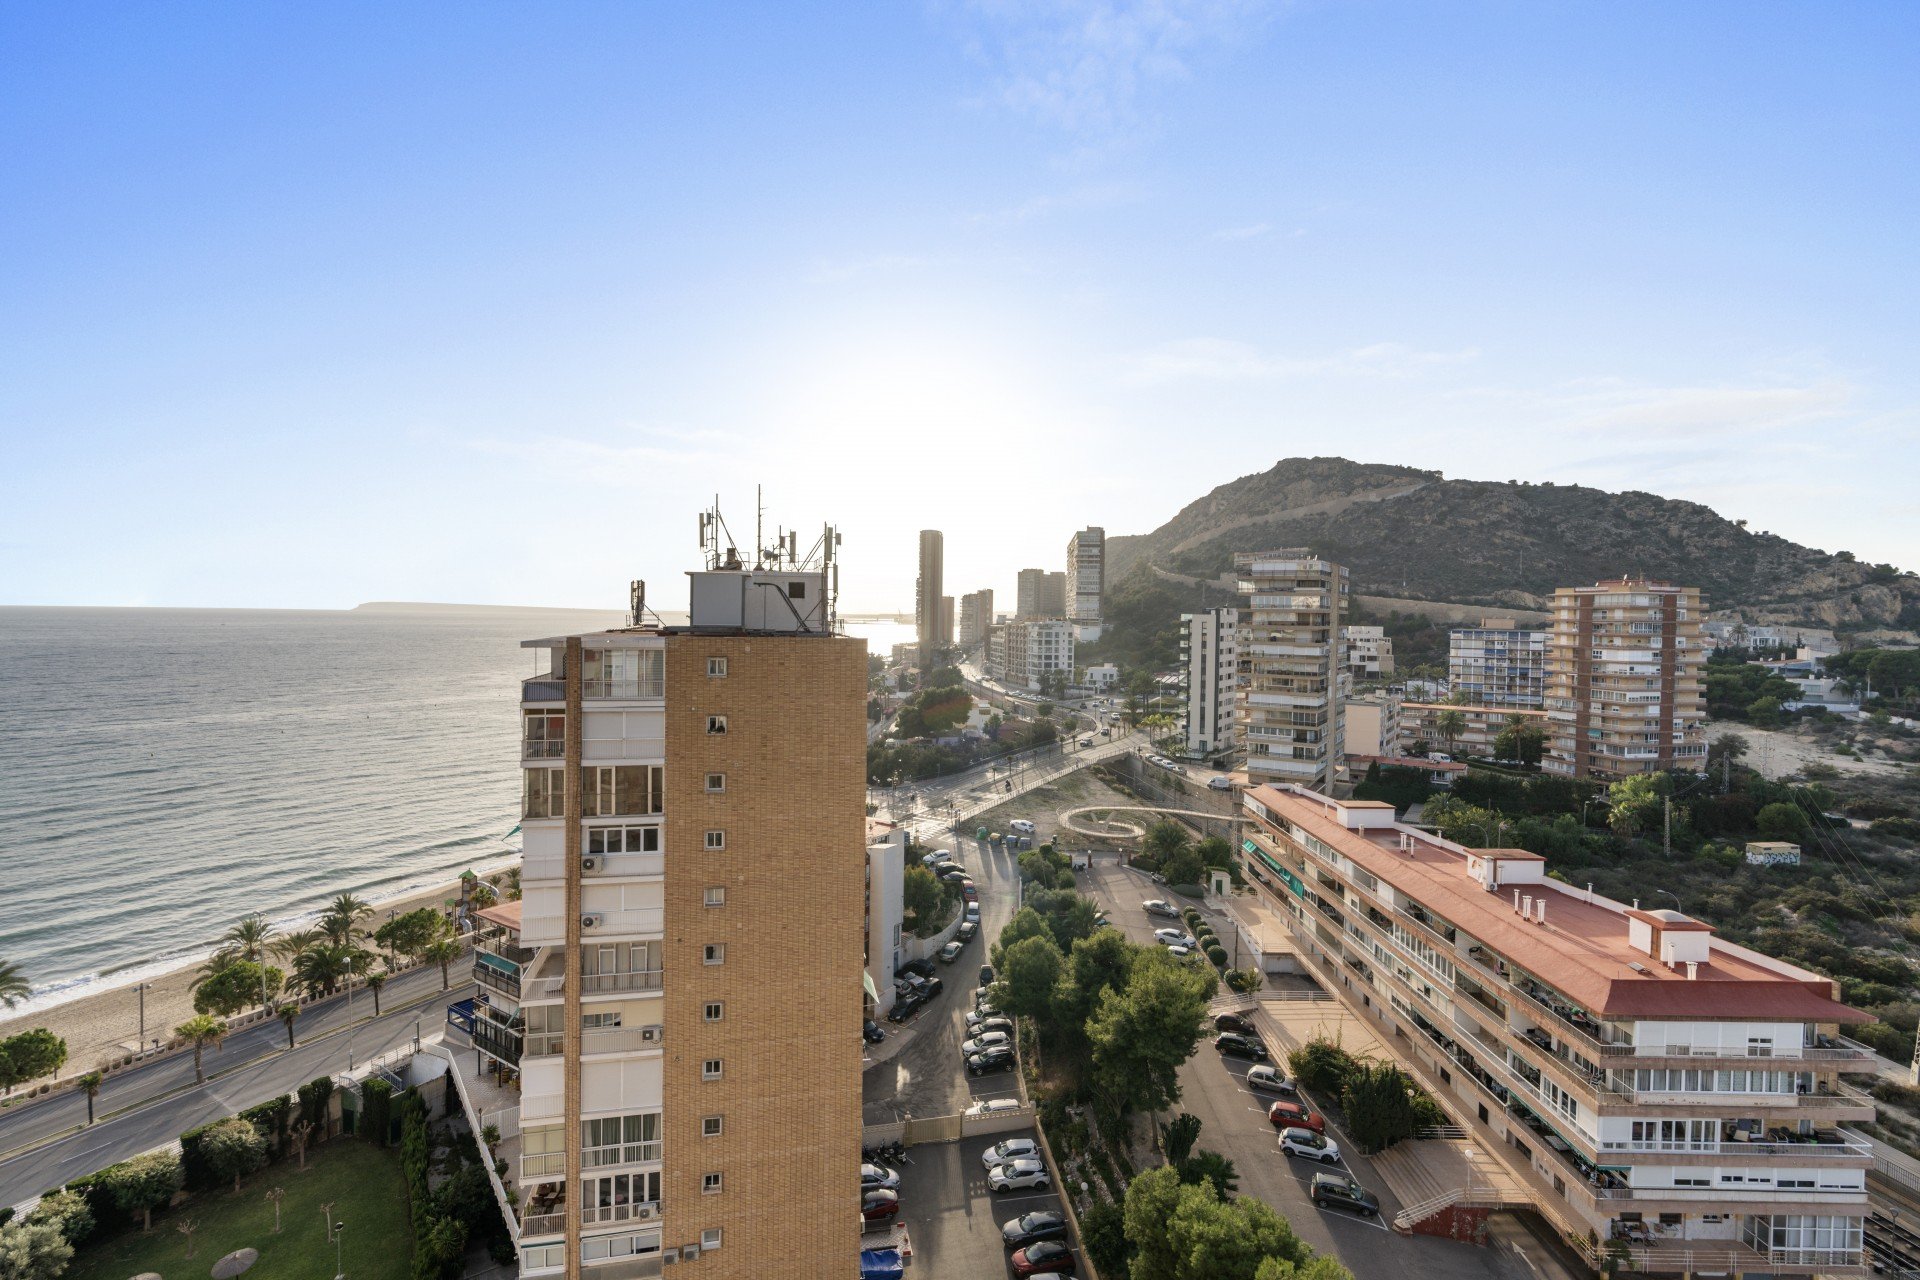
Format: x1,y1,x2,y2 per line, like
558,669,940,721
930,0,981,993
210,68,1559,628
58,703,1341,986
1450,618,1551,710
1013,569,1066,620
986,619,1075,692
1545,580,1708,779
1236,784,1873,1276
865,820,906,1017
1343,625,1396,680
1066,527,1105,624
491,563,866,1279
1234,551,1346,791
957,589,994,648
1403,702,1550,760
915,530,944,667
1180,607,1239,760
1342,693,1403,759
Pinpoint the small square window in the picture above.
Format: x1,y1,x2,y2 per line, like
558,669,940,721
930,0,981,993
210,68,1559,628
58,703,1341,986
704,829,725,850
703,943,725,965
706,715,727,735
704,886,726,908
701,1228,723,1250
707,657,728,678
704,772,726,793
704,1002,724,1022
701,1058,722,1080
702,1172,723,1195
701,1115,724,1138
787,581,806,599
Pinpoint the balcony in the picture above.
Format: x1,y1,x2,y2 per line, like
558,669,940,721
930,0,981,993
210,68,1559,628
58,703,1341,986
524,1024,660,1058
583,1139,663,1169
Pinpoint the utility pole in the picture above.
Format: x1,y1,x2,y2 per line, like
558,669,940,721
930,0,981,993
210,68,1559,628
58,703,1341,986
1663,797,1672,858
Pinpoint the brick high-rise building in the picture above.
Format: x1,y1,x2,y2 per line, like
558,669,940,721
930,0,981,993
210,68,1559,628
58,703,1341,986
1450,617,1550,710
1544,579,1707,779
1234,550,1346,793
458,543,865,1279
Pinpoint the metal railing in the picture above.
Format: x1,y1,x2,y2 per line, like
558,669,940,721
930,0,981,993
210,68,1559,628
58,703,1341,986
583,1141,663,1169
580,1199,661,1226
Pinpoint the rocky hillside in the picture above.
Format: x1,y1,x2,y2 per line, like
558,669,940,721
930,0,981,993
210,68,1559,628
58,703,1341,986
1107,458,1920,631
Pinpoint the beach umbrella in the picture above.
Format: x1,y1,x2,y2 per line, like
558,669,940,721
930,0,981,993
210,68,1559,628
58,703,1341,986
210,1248,259,1279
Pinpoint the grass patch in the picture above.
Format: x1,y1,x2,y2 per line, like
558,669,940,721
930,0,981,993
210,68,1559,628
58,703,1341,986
67,1139,413,1280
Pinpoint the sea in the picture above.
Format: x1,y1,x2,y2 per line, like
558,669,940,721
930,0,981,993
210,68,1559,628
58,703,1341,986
0,605,914,1017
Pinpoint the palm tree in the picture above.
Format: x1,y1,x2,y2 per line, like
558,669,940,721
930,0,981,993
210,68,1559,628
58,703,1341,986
221,914,275,963
1435,709,1467,757
76,1070,103,1124
0,957,31,1008
320,894,372,947
278,1004,300,1049
274,928,321,964
365,970,388,1017
422,937,463,991
293,945,352,999
468,881,499,909
175,1015,227,1085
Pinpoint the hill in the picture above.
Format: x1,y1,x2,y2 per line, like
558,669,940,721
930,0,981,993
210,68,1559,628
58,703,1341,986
1107,457,1920,632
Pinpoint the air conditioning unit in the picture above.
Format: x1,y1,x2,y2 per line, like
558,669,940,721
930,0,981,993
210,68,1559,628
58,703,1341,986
640,1025,664,1044
581,913,604,930
580,856,601,872
681,1246,700,1262
634,1205,656,1222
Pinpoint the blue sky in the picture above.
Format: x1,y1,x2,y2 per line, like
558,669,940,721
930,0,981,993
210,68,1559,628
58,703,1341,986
2,1,1914,611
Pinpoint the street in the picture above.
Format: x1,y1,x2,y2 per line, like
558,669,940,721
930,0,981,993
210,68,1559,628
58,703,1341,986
0,961,474,1208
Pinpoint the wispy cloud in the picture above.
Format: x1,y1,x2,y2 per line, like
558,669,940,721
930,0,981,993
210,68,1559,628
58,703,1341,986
1445,375,1856,442
1211,221,1271,241
960,181,1142,227
1122,337,1479,385
806,253,933,284
950,0,1277,136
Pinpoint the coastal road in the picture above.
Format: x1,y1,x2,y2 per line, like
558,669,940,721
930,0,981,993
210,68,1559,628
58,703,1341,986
0,962,473,1208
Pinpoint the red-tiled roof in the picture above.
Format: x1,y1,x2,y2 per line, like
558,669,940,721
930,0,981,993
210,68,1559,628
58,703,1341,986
475,900,522,932
1245,784,1868,1024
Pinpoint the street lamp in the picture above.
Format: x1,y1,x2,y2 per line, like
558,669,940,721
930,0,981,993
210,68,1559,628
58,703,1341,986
135,983,154,1052
332,1220,346,1280
1653,888,1683,914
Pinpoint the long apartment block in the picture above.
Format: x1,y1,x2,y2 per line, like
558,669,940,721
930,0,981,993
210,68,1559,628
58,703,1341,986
1234,551,1346,791
453,560,867,1280
1544,579,1708,779
1237,783,1875,1275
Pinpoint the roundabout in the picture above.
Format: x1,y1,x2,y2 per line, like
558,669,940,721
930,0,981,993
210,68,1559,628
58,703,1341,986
1058,804,1249,842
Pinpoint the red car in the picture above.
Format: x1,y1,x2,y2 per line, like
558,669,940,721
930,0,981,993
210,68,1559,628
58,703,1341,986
1267,1100,1324,1133
861,1189,899,1221
1011,1239,1078,1276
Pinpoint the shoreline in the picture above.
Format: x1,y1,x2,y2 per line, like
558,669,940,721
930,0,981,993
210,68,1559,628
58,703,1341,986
0,859,516,1071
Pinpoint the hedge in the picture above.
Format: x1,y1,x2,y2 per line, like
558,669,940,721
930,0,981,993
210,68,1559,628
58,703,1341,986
364,1077,395,1147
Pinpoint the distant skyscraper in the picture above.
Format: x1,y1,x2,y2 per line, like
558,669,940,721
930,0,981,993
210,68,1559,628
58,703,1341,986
1234,550,1346,793
915,530,943,667
938,595,954,648
1180,607,1238,759
1544,579,1707,778
1041,571,1066,617
958,590,994,647
1449,616,1549,709
1015,568,1045,619
1065,527,1105,624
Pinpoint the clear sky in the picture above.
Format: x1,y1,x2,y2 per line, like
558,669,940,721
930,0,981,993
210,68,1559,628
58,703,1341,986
2,2,1914,612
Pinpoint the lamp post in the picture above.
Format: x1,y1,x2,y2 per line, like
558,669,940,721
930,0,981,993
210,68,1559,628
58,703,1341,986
332,1220,346,1280
1653,888,1683,914
135,982,154,1051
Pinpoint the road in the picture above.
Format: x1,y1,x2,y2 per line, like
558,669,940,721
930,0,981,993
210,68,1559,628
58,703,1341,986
1075,859,1582,1280
0,962,475,1208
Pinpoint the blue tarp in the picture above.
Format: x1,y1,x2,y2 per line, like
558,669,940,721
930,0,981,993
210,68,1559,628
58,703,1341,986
858,1248,904,1280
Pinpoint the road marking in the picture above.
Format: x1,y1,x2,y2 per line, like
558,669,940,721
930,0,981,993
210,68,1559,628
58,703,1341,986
989,1192,1060,1206
1320,1209,1391,1233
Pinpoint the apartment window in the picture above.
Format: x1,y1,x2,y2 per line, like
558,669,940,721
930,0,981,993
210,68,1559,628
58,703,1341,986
587,825,660,854
706,715,728,735
703,1002,724,1022
522,768,565,820
701,1228,722,1250
580,765,664,817
704,886,726,908
704,772,726,793
704,830,725,850
582,1114,662,1167
703,943,725,965
701,1116,723,1138
707,657,728,678
582,1011,623,1029
702,1172,723,1195
701,1059,722,1080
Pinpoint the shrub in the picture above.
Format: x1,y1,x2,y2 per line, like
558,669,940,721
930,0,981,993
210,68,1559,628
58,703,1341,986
25,1189,93,1245
1080,1199,1129,1275
1171,883,1206,899
1341,1062,1421,1154
199,1116,269,1191
1287,1036,1359,1094
363,1076,395,1146
297,1076,334,1134
0,1218,72,1280
238,1093,293,1159
1204,944,1228,967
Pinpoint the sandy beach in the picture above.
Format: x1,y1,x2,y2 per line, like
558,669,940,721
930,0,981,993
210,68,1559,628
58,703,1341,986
0,870,506,1076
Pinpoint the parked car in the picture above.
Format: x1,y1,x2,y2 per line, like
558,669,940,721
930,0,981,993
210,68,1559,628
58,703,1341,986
1244,1065,1296,1095
896,959,935,981
966,1098,1024,1119
938,868,968,885
1165,944,1193,959
1266,1099,1324,1132
1010,819,1037,835
938,941,964,964
1153,928,1195,947
1279,1127,1341,1163
961,880,978,899
861,1189,900,1221
1310,1172,1379,1217
983,1138,1041,1170
965,1005,1002,1029
967,1046,1017,1076
964,902,981,923
1214,1013,1254,1034
1002,1209,1068,1248
988,1158,1052,1192
957,920,979,943
861,1162,901,1190
969,1016,1014,1038
974,985,994,1008
979,964,996,986
917,975,945,998
1011,1240,1078,1276
961,1030,1012,1056
921,848,953,865
1208,776,1234,791
1142,899,1179,918
886,991,924,1022
863,1018,886,1044
1215,1032,1270,1061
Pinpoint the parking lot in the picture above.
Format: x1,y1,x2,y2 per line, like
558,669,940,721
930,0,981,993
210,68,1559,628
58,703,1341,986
886,1130,1070,1280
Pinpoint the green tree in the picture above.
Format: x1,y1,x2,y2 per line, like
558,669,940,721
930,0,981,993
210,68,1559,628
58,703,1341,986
1257,1257,1356,1280
1747,696,1783,728
220,914,276,964
0,1220,72,1280
1144,821,1192,863
901,866,946,937
75,1070,103,1125
995,935,1066,1020
192,960,284,1018
25,1188,93,1245
365,969,388,1016
278,1004,300,1049
0,958,28,1009
174,1015,227,1085
994,907,1052,963
1756,801,1812,843
200,1116,269,1192
1607,774,1664,840
1177,1149,1240,1199
105,1149,183,1231
1434,709,1467,756
1080,1199,1129,1276
1493,715,1547,766
1122,1165,1186,1280
1341,1061,1420,1153
320,893,373,947
1163,1112,1202,1165
1162,847,1205,888
1708,733,1750,770
292,944,352,998
1088,955,1211,1117
0,1029,68,1095
1286,1036,1358,1094
423,936,464,991
374,908,451,960
1165,1190,1306,1280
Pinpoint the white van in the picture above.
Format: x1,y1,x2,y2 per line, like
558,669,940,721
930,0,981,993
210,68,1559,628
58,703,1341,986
1208,776,1233,791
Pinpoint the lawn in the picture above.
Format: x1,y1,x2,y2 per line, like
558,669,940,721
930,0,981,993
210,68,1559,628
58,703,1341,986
66,1138,414,1280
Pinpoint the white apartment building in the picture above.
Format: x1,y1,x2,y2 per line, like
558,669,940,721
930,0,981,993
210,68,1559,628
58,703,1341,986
1343,625,1396,680
1180,608,1238,759
957,590,994,648
1234,551,1347,792
1238,784,1875,1276
1450,617,1551,710
985,619,1075,692
1066,527,1105,638
448,551,867,1280
865,820,906,1018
